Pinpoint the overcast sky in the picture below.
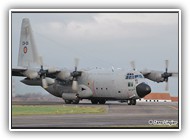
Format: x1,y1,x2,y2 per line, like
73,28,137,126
11,10,179,96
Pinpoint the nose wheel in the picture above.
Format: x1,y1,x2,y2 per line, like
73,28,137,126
127,99,136,105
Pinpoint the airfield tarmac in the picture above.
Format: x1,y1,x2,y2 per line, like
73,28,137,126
11,101,179,128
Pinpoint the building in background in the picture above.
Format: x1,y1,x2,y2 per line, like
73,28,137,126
137,93,178,102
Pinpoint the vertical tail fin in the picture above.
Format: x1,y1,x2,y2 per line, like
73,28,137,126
18,18,41,67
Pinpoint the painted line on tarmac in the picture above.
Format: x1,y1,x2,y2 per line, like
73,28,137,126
169,106,178,110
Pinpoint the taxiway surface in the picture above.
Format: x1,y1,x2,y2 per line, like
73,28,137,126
11,101,179,128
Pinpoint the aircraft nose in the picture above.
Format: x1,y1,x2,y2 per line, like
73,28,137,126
136,83,151,98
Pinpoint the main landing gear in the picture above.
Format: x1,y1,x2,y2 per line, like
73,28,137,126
64,99,80,104
127,99,136,105
91,99,106,104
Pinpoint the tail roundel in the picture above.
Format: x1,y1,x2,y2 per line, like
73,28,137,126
17,18,41,67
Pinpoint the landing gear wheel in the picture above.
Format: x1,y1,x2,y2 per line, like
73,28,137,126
131,99,136,105
127,100,132,105
127,99,136,105
99,99,106,104
91,99,98,104
65,100,72,104
72,99,80,104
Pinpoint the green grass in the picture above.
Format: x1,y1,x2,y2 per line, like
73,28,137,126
12,105,106,116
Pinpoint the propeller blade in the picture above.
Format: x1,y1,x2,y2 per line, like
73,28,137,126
74,58,79,71
165,60,169,73
165,81,169,91
39,56,43,66
42,78,48,89
130,61,136,71
72,80,78,91
171,72,178,77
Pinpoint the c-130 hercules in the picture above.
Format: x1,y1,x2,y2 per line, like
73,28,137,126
12,18,177,105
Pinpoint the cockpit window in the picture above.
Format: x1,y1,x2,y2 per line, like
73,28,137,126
126,73,135,79
135,74,143,79
126,73,144,79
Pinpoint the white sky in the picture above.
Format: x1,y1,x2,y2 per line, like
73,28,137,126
11,11,179,96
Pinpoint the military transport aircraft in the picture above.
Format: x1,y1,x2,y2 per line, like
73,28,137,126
12,18,178,105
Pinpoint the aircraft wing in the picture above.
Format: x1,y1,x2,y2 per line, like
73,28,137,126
12,68,27,77
46,71,61,78
12,67,70,80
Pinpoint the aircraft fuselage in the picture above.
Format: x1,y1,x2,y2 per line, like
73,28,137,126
21,69,151,104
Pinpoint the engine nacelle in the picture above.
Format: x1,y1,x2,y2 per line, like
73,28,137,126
23,70,38,79
146,71,164,82
45,77,55,85
47,67,58,73
57,70,71,80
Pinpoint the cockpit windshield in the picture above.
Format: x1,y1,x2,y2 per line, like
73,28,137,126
135,74,143,79
125,73,144,79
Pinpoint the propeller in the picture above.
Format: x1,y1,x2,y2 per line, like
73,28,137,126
71,58,82,91
38,65,48,88
38,64,56,88
162,60,172,91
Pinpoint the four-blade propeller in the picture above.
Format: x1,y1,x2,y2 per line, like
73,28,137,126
162,60,172,90
131,60,177,91
71,58,82,91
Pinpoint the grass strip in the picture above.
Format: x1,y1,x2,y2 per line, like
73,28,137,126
12,105,106,116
